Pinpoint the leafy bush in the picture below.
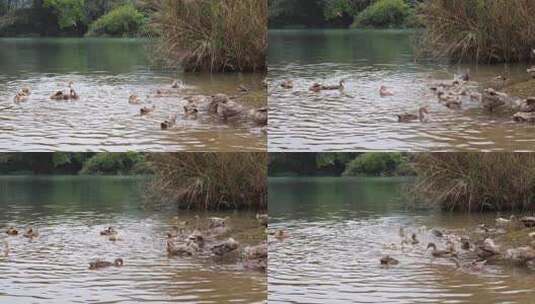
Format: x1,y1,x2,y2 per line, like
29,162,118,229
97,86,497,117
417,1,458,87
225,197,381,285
353,0,409,28
343,153,411,176
44,0,85,29
87,4,146,37
80,153,150,175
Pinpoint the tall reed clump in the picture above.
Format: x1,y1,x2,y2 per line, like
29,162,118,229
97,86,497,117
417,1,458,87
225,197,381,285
419,0,535,63
147,153,267,210
413,153,535,212
147,0,267,72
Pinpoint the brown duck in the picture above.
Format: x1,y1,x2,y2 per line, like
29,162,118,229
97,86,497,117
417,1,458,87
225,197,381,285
89,258,124,270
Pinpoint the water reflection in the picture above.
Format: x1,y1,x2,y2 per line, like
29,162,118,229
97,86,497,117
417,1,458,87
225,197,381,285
268,29,535,152
269,177,535,304
0,38,266,152
0,176,266,303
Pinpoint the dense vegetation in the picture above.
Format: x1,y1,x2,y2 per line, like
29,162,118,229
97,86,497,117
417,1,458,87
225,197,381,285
413,153,535,212
269,0,423,28
0,0,148,37
147,153,267,211
0,152,149,175
418,0,535,63
269,153,414,177
148,0,267,72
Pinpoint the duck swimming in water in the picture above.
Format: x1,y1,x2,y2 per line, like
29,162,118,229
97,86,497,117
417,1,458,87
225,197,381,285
273,229,289,240
50,91,65,100
140,105,156,116
397,107,429,123
380,255,399,265
23,227,39,239
100,227,117,236
6,227,18,236
167,239,199,256
256,214,268,227
89,258,124,270
211,238,240,256
380,86,394,97
250,107,268,126
161,114,177,130
427,242,457,258
281,80,294,89
321,80,345,91
129,95,141,105
171,80,181,89
309,83,322,92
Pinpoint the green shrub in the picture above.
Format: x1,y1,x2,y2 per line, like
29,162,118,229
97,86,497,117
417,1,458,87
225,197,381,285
343,153,410,176
80,153,150,175
353,0,409,28
87,4,146,37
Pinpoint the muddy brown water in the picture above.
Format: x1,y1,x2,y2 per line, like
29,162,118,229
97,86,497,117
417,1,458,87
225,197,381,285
0,38,266,152
269,177,535,304
268,29,535,152
0,176,266,303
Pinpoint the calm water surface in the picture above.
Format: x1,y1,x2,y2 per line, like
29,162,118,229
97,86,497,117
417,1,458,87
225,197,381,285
0,38,266,152
269,177,535,304
0,176,266,303
268,29,535,152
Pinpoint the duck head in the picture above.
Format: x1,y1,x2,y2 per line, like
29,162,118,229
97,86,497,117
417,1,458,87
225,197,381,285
114,258,124,267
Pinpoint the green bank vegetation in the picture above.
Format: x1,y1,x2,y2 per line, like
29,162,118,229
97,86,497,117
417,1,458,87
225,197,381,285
269,0,423,28
269,153,414,177
0,0,149,37
0,152,149,175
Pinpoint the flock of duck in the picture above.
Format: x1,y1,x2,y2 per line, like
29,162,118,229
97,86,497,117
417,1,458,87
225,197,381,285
279,66,535,124
380,216,535,273
3,214,269,272
11,79,268,130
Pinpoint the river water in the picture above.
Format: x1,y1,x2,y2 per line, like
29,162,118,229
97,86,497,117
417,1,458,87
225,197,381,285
269,177,535,304
0,175,266,303
268,29,535,152
0,38,266,152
